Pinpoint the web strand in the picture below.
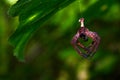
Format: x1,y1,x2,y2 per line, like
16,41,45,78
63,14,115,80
78,0,82,17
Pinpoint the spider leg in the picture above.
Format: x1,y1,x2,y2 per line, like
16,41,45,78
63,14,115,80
77,42,90,58
91,36,100,57
71,32,89,58
72,44,89,58
88,33,100,57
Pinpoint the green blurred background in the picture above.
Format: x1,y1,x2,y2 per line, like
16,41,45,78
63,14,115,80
0,0,120,80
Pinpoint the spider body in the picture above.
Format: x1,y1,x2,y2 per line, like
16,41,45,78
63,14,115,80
71,18,100,58
79,27,88,41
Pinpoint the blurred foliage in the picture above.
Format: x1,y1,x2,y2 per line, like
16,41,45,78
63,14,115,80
8,0,75,61
0,0,120,80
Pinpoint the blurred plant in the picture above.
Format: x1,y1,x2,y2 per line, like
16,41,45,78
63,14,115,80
8,0,75,61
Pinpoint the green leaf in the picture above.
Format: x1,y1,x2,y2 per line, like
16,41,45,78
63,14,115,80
8,0,75,62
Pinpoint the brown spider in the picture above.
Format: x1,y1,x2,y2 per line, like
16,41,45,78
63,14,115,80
71,18,100,58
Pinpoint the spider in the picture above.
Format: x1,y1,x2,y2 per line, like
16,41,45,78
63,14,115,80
71,18,100,58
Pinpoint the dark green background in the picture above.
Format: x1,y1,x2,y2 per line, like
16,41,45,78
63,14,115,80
0,0,120,80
